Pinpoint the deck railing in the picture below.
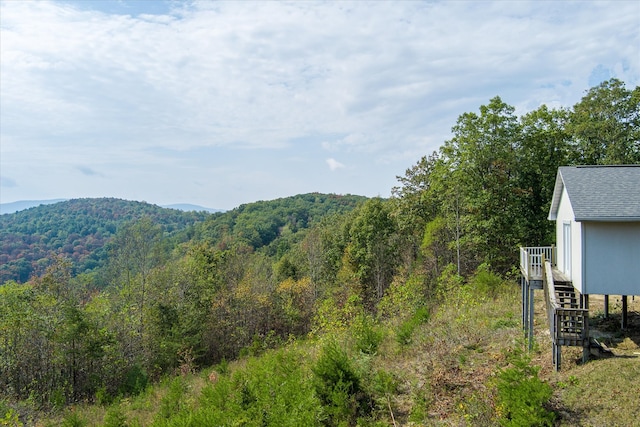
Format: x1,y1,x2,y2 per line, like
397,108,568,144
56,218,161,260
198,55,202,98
520,246,555,281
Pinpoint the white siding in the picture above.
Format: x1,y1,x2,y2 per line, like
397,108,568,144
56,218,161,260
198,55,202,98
583,222,640,295
555,187,583,292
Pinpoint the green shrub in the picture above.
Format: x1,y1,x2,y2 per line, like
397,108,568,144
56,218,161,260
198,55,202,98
367,368,399,416
396,306,430,347
378,273,429,318
119,365,149,397
95,385,114,406
61,411,86,427
156,377,186,421
495,342,555,426
215,358,229,375
192,348,319,426
352,313,384,355
0,401,22,427
50,386,67,410
103,405,128,427
470,263,505,299
313,340,370,425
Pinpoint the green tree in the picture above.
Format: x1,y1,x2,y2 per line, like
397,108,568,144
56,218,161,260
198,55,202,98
568,78,640,165
440,96,522,272
517,105,573,245
346,198,399,308
391,152,442,269
108,217,164,333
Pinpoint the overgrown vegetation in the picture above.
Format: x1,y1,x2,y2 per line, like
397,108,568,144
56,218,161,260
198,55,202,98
1,79,638,425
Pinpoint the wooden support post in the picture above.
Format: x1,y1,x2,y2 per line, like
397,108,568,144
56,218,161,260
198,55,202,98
622,295,628,330
583,308,590,365
580,294,589,310
528,285,535,349
554,343,561,372
604,295,609,318
521,277,527,333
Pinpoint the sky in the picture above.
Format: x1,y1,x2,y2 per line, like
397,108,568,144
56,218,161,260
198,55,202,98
1,1,639,211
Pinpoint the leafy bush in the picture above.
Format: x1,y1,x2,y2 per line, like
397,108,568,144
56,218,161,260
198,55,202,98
378,273,429,319
469,263,505,299
61,411,86,427
0,400,21,427
495,342,555,426
94,386,113,406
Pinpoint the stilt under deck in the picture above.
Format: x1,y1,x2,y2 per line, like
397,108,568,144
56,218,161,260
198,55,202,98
520,247,590,371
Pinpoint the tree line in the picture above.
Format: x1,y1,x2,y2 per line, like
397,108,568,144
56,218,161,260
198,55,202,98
0,78,637,409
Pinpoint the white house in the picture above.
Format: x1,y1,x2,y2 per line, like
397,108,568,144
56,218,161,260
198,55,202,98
548,165,640,296
521,165,640,369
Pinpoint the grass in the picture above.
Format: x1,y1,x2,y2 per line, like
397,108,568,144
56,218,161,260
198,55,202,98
551,358,640,427
546,296,640,427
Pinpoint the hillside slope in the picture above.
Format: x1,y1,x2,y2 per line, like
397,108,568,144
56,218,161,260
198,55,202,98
0,198,210,283
32,276,639,426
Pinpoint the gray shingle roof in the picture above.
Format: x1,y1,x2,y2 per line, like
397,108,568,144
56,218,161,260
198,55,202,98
548,165,640,221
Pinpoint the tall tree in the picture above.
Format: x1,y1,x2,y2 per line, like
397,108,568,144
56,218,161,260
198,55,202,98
346,198,399,308
391,152,442,268
517,105,573,245
440,96,522,272
568,78,640,165
108,217,163,329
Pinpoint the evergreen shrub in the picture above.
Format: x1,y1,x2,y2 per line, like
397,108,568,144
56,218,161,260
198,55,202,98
103,405,128,427
119,365,149,397
495,342,555,426
352,313,384,355
312,340,370,425
396,306,430,347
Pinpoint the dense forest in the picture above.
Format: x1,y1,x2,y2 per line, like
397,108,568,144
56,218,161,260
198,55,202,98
0,78,638,426
0,198,210,283
0,194,365,284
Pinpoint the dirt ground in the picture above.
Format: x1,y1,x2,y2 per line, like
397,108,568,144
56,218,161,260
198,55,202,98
586,294,640,356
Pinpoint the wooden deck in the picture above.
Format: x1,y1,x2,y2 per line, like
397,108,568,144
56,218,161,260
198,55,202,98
520,246,555,281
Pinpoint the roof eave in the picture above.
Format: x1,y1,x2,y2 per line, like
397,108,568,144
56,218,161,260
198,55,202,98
548,169,565,221
576,217,640,222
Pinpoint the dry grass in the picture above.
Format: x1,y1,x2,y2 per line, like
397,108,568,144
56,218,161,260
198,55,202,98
376,281,523,426
376,282,640,426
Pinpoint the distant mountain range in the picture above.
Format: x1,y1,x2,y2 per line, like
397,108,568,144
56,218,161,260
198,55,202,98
0,199,222,215
0,199,67,215
162,203,224,213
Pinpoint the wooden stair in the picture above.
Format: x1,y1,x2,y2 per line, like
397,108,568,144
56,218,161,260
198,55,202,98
543,262,589,370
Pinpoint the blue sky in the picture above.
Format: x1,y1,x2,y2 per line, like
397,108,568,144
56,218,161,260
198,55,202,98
1,0,638,210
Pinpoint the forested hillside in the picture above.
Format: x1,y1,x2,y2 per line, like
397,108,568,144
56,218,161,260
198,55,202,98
1,79,638,426
0,194,366,284
0,198,210,284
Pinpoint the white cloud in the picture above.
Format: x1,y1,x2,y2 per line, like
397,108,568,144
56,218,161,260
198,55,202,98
326,158,346,171
1,0,638,208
